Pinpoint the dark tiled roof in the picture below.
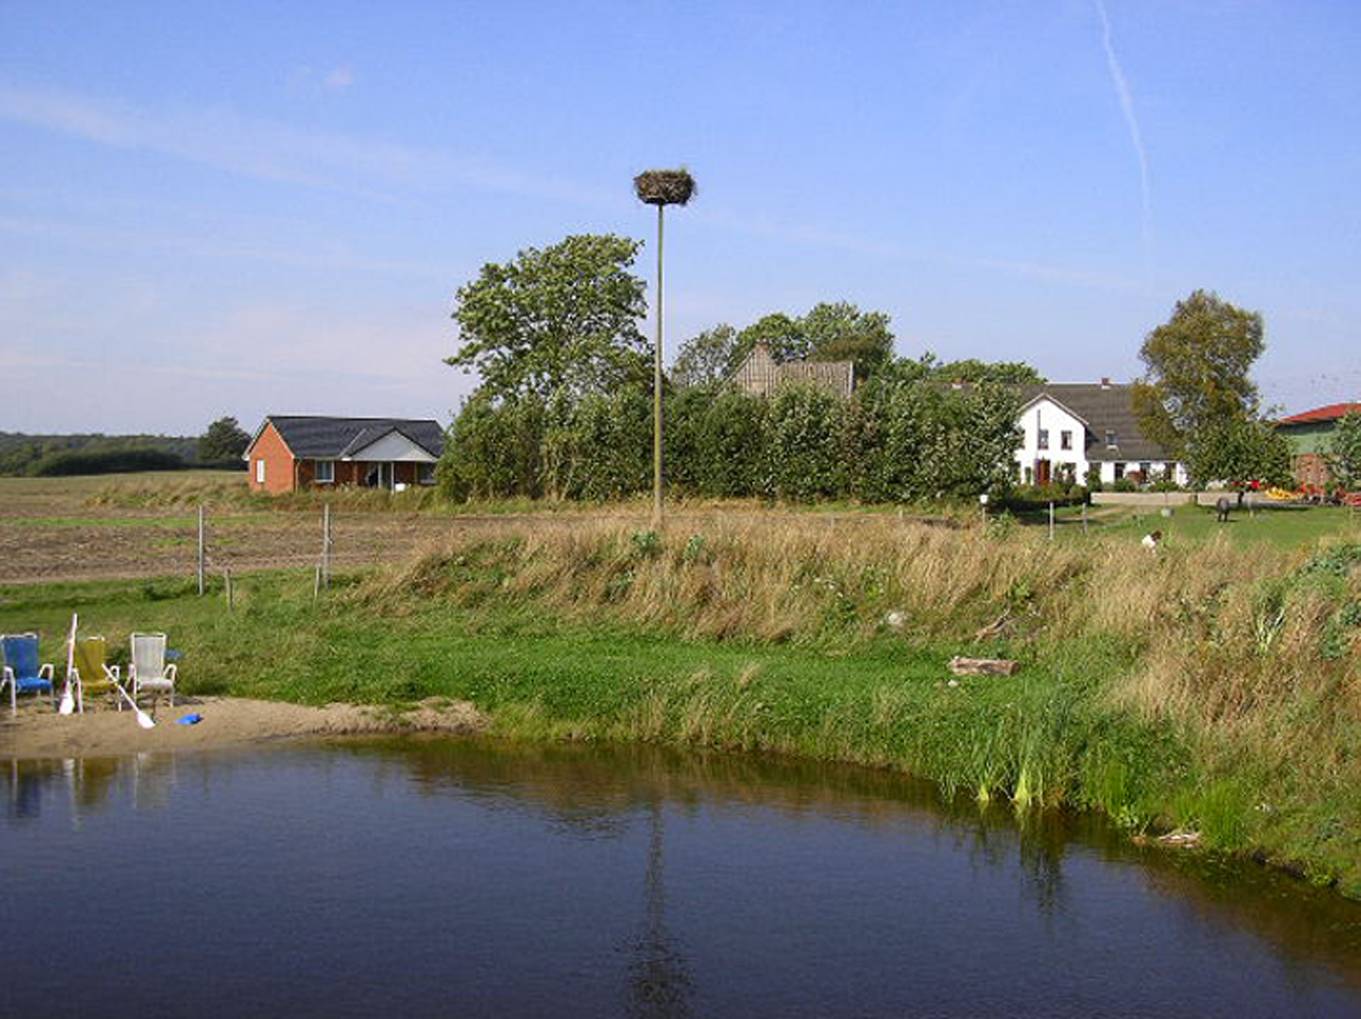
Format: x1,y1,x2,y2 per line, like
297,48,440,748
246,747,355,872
257,416,445,458
1278,402,1361,426
1019,383,1173,462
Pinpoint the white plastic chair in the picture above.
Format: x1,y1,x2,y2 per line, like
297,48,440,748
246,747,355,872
130,633,177,707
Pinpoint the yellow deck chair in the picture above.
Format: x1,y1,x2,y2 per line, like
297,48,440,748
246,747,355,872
70,636,122,713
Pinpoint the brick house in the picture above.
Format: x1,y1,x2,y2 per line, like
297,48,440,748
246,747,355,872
243,416,445,494
1277,402,1361,488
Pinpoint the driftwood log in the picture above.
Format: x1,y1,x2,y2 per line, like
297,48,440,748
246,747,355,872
948,656,1019,677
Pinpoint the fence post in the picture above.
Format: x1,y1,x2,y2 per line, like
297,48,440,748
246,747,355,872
223,567,233,611
322,502,332,588
197,505,205,595
1048,501,1055,541
1081,500,1088,535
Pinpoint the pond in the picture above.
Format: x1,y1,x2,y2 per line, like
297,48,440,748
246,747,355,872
6,738,1361,1017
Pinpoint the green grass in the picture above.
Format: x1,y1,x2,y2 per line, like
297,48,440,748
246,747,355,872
1017,503,1361,549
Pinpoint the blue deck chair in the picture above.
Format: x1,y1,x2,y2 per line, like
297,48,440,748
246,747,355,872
2,633,55,717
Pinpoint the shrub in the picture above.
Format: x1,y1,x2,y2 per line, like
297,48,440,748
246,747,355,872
30,448,186,476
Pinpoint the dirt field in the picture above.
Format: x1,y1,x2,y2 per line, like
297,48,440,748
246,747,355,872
0,472,902,585
0,473,619,584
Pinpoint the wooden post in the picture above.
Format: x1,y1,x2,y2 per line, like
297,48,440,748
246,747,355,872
313,564,322,601
223,567,233,611
652,203,665,530
1048,501,1055,541
196,505,205,595
322,503,332,588
1082,501,1088,534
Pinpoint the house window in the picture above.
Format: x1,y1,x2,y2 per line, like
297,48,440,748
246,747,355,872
255,459,265,484
1060,430,1073,451
418,463,436,485
1114,462,1126,480
1105,429,1117,448
1139,462,1151,479
315,460,335,484
1037,428,1050,451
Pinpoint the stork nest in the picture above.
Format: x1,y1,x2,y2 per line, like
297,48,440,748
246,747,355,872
633,168,696,207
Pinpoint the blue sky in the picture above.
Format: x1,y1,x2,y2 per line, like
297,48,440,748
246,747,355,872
3,1,1359,434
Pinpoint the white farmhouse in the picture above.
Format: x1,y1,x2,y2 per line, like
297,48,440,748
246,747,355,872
1014,380,1187,486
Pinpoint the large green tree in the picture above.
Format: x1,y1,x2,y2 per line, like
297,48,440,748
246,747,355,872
670,324,743,388
737,312,809,364
671,301,897,388
1187,417,1293,489
800,301,895,379
446,234,650,402
198,416,250,463
1132,289,1265,457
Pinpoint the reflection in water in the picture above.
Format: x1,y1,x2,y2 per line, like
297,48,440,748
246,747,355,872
628,799,693,1019
6,738,1361,1017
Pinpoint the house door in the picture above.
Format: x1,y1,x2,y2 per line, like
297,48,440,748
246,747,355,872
363,463,392,489
1036,459,1051,485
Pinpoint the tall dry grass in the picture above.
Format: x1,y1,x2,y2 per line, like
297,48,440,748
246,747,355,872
362,517,1361,765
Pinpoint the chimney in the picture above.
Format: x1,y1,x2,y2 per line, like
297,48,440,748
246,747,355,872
1099,377,1111,389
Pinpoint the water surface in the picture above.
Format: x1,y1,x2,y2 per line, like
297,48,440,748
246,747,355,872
6,738,1361,1017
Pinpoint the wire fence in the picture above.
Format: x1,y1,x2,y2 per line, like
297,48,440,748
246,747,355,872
0,504,487,588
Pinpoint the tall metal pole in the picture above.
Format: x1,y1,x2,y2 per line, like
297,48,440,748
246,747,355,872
652,203,664,529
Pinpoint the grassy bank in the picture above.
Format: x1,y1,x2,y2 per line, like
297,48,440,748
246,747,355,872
3,517,1360,894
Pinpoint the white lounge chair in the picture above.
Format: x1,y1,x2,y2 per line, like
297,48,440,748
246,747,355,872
130,633,177,707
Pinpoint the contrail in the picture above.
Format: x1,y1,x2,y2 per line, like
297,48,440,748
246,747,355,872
1094,0,1153,264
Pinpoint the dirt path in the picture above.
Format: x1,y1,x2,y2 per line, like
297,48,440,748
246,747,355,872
0,695,486,759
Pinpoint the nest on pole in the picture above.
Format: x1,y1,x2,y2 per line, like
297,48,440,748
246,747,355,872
633,168,696,207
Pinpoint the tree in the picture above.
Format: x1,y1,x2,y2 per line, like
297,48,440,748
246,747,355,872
446,234,650,402
1326,411,1361,491
198,416,250,464
1132,289,1265,457
737,312,809,364
930,358,1043,385
801,301,895,379
671,324,743,388
1187,417,1293,489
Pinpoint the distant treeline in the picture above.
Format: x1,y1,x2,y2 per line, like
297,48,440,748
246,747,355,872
0,432,224,477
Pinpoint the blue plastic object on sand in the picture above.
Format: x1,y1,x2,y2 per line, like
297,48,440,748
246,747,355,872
176,712,203,726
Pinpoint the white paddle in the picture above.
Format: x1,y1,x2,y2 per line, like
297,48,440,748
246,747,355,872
58,613,77,715
112,679,156,730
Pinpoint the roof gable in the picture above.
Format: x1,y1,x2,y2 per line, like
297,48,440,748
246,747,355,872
341,427,439,462
732,343,855,399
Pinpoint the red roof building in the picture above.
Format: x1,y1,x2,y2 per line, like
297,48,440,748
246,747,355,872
1278,402,1361,426
1276,402,1361,488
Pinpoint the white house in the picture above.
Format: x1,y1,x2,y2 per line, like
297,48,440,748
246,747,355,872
1014,380,1187,487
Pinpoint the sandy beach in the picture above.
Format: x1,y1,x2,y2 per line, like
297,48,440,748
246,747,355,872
0,695,485,759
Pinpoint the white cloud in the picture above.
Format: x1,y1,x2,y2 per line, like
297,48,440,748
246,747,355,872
0,83,614,206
